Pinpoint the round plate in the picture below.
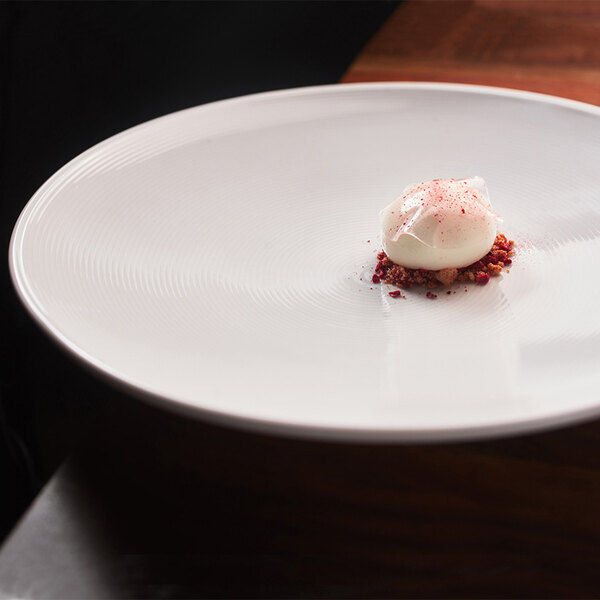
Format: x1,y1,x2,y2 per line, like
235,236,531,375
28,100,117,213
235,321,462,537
10,83,600,442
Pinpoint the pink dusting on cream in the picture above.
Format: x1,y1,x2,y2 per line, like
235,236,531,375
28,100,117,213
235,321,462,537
390,178,492,245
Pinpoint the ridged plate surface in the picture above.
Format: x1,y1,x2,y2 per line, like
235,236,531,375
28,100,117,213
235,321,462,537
10,83,600,441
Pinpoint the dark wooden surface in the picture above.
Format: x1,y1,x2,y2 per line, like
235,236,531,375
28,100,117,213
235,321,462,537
343,0,600,105
32,394,600,598
3,2,600,598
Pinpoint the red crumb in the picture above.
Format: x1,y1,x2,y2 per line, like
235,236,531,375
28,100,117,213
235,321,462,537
373,234,515,292
388,290,402,298
426,291,438,299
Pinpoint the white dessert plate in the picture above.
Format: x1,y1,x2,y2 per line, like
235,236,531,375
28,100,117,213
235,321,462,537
10,83,600,442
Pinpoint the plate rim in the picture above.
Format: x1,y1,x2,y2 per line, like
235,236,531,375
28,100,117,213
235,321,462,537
10,81,600,443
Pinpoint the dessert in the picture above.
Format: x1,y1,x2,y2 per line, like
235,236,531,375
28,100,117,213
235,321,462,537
380,177,497,270
374,177,514,294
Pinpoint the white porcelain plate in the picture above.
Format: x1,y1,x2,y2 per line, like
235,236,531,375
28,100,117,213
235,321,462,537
10,83,600,442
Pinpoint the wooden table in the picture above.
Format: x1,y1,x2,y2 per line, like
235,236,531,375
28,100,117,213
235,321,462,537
342,0,600,105
4,392,600,598
2,2,600,598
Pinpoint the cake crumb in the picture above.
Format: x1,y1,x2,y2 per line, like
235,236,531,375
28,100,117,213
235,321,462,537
436,268,458,287
373,234,515,292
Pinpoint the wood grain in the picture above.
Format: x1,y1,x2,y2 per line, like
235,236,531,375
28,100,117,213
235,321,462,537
63,393,600,598
342,0,600,104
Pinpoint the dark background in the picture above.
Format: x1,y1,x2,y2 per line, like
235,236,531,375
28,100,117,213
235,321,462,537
0,1,398,541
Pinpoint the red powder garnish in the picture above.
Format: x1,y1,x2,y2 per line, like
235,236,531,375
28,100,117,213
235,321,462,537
426,292,438,299
373,234,515,294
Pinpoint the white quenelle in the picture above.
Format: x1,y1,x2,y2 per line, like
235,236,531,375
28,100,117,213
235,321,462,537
380,177,501,270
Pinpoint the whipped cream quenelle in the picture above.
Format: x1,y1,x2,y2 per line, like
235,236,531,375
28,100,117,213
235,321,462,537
380,177,500,270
